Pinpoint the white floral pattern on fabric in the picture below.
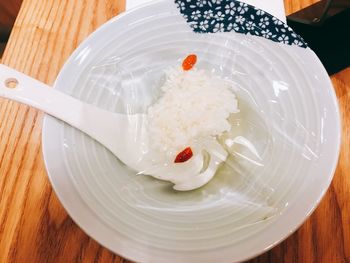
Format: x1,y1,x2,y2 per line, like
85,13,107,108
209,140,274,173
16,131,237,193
272,16,284,25
215,11,225,21
199,20,209,30
213,22,225,32
278,34,289,44
203,10,214,19
237,2,248,14
176,1,186,11
235,15,245,25
190,22,199,29
245,21,255,31
191,10,202,20
174,0,307,48
293,39,304,46
224,2,236,15
211,0,223,4
256,9,265,16
196,0,207,7
232,22,240,31
258,16,270,29
261,29,272,38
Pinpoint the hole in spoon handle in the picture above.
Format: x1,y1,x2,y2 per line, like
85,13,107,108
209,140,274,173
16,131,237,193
4,78,19,89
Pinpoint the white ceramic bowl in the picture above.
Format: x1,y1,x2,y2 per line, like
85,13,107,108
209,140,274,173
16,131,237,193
42,1,341,262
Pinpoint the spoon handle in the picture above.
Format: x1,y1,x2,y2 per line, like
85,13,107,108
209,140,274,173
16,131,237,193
0,64,89,123
0,64,120,142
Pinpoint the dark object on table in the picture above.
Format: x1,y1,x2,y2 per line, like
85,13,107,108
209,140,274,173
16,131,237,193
0,26,11,42
0,0,23,56
0,27,10,57
287,0,350,75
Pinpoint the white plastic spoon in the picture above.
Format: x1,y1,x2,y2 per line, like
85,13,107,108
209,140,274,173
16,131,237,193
0,64,227,191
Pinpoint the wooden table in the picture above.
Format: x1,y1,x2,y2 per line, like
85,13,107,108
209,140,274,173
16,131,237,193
0,1,349,262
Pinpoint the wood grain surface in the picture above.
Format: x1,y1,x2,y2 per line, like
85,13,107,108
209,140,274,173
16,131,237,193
0,0,349,262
